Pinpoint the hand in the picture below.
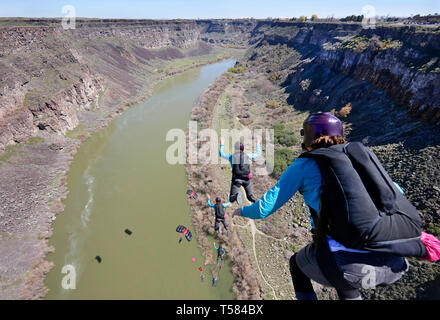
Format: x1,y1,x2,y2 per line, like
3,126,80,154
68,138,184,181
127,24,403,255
220,136,224,145
256,136,261,145
233,208,242,218
207,194,211,200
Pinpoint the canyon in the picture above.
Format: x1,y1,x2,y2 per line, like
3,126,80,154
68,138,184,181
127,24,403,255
0,18,439,299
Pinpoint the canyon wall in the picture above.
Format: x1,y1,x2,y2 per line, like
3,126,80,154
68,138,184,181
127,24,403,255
255,22,440,124
0,19,256,153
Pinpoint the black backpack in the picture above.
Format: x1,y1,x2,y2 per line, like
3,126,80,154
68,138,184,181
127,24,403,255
214,203,225,220
232,152,250,179
299,142,426,258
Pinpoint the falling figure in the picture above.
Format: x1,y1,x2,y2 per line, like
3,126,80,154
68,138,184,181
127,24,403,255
199,267,204,282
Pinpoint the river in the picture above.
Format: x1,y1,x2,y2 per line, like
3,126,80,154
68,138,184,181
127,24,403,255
44,59,237,299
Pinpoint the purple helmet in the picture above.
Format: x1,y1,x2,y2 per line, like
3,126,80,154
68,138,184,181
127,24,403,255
301,112,343,149
235,141,244,151
215,197,221,203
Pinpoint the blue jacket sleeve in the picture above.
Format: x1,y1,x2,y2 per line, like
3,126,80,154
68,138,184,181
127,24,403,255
219,144,232,163
240,158,305,219
208,199,215,207
222,202,231,208
247,143,261,160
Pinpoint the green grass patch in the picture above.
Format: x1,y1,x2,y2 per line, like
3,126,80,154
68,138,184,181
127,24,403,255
66,124,88,140
273,122,298,147
0,143,25,165
27,136,45,145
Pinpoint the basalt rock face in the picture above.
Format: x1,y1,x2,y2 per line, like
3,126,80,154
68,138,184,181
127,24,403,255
255,22,440,125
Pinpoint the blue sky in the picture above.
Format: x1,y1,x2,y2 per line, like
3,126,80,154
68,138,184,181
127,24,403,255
1,0,439,19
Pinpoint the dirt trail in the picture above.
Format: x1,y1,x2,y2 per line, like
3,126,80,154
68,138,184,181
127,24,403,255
231,198,284,300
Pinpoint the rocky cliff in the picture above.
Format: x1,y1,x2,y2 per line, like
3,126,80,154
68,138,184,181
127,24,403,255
255,21,440,124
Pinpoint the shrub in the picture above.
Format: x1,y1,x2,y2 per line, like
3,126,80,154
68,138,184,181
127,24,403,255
272,147,295,179
268,72,278,81
254,76,277,94
228,66,246,74
274,122,298,147
266,100,280,109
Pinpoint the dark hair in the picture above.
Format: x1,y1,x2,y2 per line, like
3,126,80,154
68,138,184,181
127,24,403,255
309,135,346,248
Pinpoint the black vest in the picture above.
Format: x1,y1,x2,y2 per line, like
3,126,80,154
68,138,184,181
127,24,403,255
214,204,225,220
232,152,250,179
299,142,426,257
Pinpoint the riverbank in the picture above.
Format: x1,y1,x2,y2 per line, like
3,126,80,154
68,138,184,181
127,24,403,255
0,49,245,299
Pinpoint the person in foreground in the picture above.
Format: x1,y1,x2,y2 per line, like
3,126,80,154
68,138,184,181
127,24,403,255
233,112,440,300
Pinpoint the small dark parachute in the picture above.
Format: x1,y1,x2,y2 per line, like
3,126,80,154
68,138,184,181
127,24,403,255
176,225,192,242
186,190,198,200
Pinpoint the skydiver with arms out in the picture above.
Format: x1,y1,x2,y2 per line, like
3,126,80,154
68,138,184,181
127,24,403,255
219,136,261,205
207,194,231,237
214,242,226,266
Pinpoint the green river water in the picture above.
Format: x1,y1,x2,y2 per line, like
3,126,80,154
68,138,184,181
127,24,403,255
44,59,237,299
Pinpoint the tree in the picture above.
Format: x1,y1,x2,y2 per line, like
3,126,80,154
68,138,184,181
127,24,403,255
311,14,318,21
299,15,307,22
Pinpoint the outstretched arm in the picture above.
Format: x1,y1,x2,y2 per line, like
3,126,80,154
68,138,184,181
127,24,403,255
219,137,232,162
247,136,262,160
247,143,261,160
222,201,231,208
234,158,306,219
